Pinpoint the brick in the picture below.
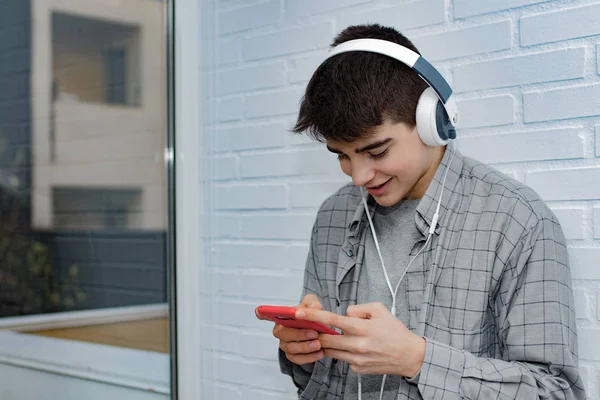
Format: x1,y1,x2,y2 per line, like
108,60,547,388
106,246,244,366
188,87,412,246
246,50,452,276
215,122,287,152
413,21,512,62
549,207,585,240
243,22,332,61
598,43,600,75
246,389,294,400
210,214,242,238
217,38,240,66
214,155,238,180
521,3,600,46
525,83,600,123
216,358,290,391
569,248,600,280
218,1,280,34
526,167,600,201
213,243,309,269
594,207,600,239
245,88,303,118
215,184,287,210
286,0,372,18
240,149,338,178
239,213,315,240
596,125,600,157
288,51,327,84
573,288,588,319
218,97,243,122
454,47,585,93
339,0,445,31
459,128,584,164
290,181,349,208
216,327,279,360
213,272,303,301
455,95,514,129
217,61,285,95
578,329,600,361
215,301,264,330
214,385,240,400
454,0,549,18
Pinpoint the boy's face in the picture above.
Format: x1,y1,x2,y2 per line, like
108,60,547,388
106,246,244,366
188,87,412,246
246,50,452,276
326,120,443,207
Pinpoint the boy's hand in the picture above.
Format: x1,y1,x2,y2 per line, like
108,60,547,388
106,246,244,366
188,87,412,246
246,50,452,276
295,302,426,378
255,294,325,365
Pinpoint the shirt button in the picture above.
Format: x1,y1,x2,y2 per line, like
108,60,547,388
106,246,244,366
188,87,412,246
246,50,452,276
346,249,354,257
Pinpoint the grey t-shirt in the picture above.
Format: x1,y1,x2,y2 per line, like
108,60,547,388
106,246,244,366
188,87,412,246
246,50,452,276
343,199,422,400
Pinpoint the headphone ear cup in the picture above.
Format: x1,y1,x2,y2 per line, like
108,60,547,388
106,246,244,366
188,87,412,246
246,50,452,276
416,87,450,147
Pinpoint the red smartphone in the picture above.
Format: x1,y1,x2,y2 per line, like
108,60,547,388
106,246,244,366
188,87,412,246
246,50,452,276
257,305,340,335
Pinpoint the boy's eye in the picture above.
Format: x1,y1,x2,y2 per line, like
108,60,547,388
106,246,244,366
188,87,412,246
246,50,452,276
369,148,389,159
337,154,348,161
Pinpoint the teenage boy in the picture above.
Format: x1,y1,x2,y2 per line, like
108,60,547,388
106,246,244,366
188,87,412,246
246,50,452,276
256,24,585,400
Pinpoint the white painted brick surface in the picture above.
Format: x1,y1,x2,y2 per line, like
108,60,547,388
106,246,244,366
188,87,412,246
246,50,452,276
594,206,600,239
238,213,315,240
339,0,445,31
217,37,240,66
215,122,287,152
524,83,600,123
197,0,600,397
215,184,287,210
245,88,303,118
240,149,338,178
459,128,584,164
598,43,600,75
454,0,550,18
596,125,600,156
453,47,585,92
550,207,585,240
285,0,372,18
526,167,600,201
214,155,238,180
413,21,512,62
212,272,303,301
217,61,285,95
213,242,309,270
521,3,600,46
455,95,514,129
218,1,280,34
569,248,600,280
573,288,588,319
290,180,349,208
577,329,600,361
288,51,328,84
243,22,333,60
217,96,243,122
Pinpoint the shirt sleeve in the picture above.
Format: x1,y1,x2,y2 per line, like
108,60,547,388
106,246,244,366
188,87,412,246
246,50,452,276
278,219,323,394
415,215,586,399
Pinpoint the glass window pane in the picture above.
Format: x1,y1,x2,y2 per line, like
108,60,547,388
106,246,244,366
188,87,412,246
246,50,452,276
0,0,172,398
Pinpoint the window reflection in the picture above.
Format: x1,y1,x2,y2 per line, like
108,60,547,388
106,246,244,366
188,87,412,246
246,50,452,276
1,0,169,359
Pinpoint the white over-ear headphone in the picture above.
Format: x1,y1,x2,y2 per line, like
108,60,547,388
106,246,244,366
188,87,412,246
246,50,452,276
326,38,459,147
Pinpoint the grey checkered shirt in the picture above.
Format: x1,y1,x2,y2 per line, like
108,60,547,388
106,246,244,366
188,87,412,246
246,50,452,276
279,144,585,399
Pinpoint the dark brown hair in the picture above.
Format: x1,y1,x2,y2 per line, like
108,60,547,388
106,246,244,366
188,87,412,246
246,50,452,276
292,24,428,143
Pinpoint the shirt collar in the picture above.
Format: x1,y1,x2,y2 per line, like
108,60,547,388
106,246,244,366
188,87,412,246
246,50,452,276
415,142,463,236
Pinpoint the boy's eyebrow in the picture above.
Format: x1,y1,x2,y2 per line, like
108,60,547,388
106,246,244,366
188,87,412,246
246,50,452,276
326,138,393,154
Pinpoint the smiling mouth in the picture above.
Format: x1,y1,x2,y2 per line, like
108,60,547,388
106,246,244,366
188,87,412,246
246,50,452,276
367,179,391,190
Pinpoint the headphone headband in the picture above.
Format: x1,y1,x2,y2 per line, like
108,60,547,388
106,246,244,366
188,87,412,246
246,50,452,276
327,38,459,127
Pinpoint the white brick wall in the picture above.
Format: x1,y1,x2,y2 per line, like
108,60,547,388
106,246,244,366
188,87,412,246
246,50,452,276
198,0,600,397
